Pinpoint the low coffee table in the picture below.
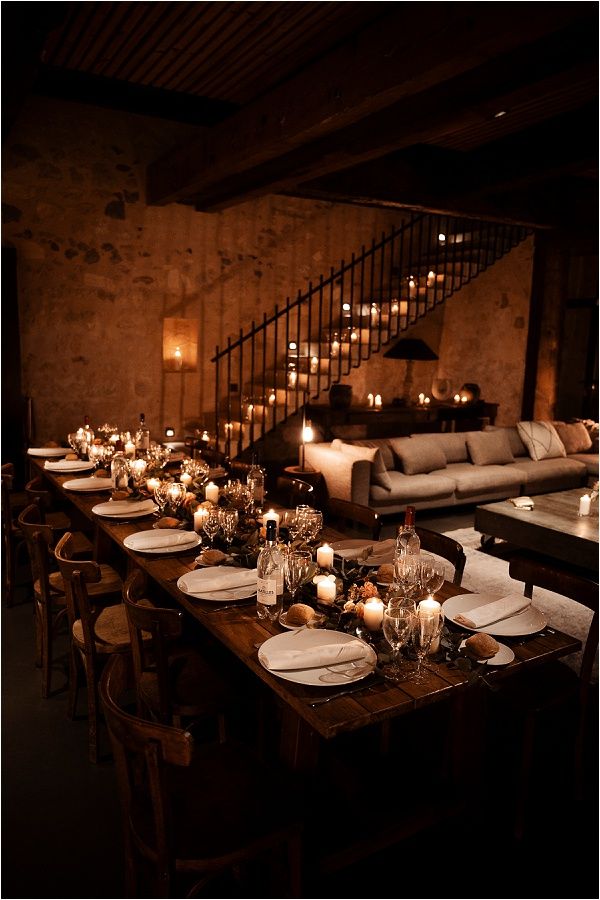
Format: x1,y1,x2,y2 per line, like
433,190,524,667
474,487,598,574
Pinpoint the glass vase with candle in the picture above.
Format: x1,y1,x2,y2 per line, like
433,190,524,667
111,453,130,491
411,601,444,683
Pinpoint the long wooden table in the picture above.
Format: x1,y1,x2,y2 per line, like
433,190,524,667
34,458,584,871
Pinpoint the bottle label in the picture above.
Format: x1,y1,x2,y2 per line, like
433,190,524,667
257,578,278,606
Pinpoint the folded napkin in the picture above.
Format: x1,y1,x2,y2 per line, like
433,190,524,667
127,530,198,551
93,499,156,515
45,459,91,470
333,538,396,564
178,567,257,594
362,539,396,565
261,639,368,671
455,593,531,629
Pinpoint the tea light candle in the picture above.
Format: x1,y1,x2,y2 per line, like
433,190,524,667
194,507,210,533
205,481,219,503
418,392,425,405
454,393,461,404
424,396,430,405
180,472,192,488
579,494,591,516
262,509,280,534
316,543,334,569
316,575,337,603
460,395,468,404
146,477,161,494
363,598,384,631
418,598,442,653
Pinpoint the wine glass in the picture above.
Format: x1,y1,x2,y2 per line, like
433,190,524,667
382,604,414,681
411,603,445,683
202,509,221,548
153,481,170,516
219,507,238,548
393,555,422,609
420,553,445,600
166,482,186,514
284,549,313,607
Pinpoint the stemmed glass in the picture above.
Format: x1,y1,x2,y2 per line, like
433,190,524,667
219,508,239,548
411,603,445,683
284,550,313,608
202,509,221,548
382,603,414,681
392,555,423,610
420,553,445,600
153,482,170,516
165,482,186,514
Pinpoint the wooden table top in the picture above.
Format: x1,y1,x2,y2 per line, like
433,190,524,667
36,460,582,744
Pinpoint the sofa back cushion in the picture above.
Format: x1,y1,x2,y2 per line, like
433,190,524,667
350,438,395,471
517,420,566,461
466,431,514,466
331,439,392,491
552,421,593,455
388,435,447,475
483,424,528,457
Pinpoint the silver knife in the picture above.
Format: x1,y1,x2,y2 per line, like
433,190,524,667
308,675,385,706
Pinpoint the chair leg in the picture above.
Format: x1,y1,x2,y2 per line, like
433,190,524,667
41,601,52,699
83,654,99,764
67,644,80,720
33,602,43,668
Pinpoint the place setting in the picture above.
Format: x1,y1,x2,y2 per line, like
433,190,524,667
91,498,158,519
123,529,202,554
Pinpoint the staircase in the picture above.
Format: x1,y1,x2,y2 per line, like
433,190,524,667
210,211,531,457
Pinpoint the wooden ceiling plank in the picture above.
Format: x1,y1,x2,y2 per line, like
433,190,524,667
112,2,202,82
43,1,105,69
98,2,178,78
60,2,124,71
146,4,592,204
76,1,144,73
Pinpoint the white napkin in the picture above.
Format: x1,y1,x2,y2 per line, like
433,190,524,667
261,639,368,671
93,499,156,515
178,566,257,594
455,593,531,629
126,530,198,550
333,538,395,564
45,459,91,470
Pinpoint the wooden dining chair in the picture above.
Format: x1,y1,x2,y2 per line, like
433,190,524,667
415,526,466,586
276,475,314,509
99,653,302,898
496,553,598,839
24,476,73,533
123,570,232,740
1,472,30,606
326,497,381,540
54,531,128,763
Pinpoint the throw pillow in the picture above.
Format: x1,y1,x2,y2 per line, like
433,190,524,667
336,441,392,491
388,436,447,476
351,438,395,471
553,421,593,455
466,431,514,466
517,420,567,461
483,424,528,457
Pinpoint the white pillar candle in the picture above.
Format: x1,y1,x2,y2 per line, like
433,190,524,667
205,482,219,503
367,393,374,408
194,507,210,533
418,392,425,405
363,598,384,631
374,394,382,408
262,509,280,534
316,543,334,569
146,477,161,494
579,494,591,516
418,598,442,653
124,440,136,459
316,576,337,603
180,472,192,488
453,394,461,404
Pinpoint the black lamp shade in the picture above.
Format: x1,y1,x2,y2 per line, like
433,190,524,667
383,338,438,360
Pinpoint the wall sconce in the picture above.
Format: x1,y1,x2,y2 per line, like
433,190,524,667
163,318,199,372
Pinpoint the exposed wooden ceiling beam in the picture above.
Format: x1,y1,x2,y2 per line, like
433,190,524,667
147,3,591,205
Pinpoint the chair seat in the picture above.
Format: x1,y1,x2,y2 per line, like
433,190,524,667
131,740,299,864
34,573,67,606
139,647,232,718
45,511,72,531
73,604,133,654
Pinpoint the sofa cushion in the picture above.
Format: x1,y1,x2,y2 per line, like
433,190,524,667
351,438,395,471
431,462,521,499
517,421,566,461
567,453,599,477
552,421,593,455
370,470,456,503
466,430,514,466
510,457,588,490
483,424,528,458
388,436,447,475
332,440,392,491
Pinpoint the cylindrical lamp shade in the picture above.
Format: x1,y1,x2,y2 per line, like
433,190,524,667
163,318,199,372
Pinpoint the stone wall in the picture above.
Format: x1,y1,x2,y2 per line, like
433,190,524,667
3,96,534,449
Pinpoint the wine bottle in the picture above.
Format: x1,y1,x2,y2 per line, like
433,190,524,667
135,412,150,452
256,519,284,621
395,504,421,559
247,453,265,512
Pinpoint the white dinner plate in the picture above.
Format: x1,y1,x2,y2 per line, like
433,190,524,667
443,593,547,636
330,539,395,567
176,566,257,602
258,630,377,686
27,446,68,457
123,531,201,553
44,459,96,472
278,610,326,630
459,639,515,666
91,499,157,519
62,476,113,492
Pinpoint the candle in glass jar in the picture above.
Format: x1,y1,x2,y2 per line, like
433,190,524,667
146,477,161,494
418,598,442,653
194,507,210,533
124,440,136,458
579,494,591,516
180,472,192,488
205,482,219,503
316,576,336,603
363,598,384,631
316,543,334,569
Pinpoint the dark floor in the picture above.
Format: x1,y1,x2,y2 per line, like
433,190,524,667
2,506,599,899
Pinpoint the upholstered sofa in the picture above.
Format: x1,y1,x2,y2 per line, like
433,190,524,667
304,420,599,516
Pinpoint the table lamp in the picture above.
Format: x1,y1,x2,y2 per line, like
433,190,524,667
383,338,438,403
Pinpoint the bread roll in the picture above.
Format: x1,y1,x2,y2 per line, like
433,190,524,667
45,440,59,448
155,517,180,529
95,469,109,478
465,633,499,660
376,563,395,584
111,490,130,501
199,549,228,565
286,603,315,626
65,452,79,461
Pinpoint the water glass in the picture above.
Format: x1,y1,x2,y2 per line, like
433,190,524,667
284,549,313,606
202,509,221,547
382,604,413,681
219,507,239,547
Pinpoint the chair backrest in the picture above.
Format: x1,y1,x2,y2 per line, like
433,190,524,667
509,554,599,684
54,531,103,647
415,527,466,586
123,570,184,723
99,653,193,893
326,497,381,541
25,476,53,516
276,475,314,510
17,502,55,587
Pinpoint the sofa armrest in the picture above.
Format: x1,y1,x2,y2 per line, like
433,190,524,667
304,443,371,505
